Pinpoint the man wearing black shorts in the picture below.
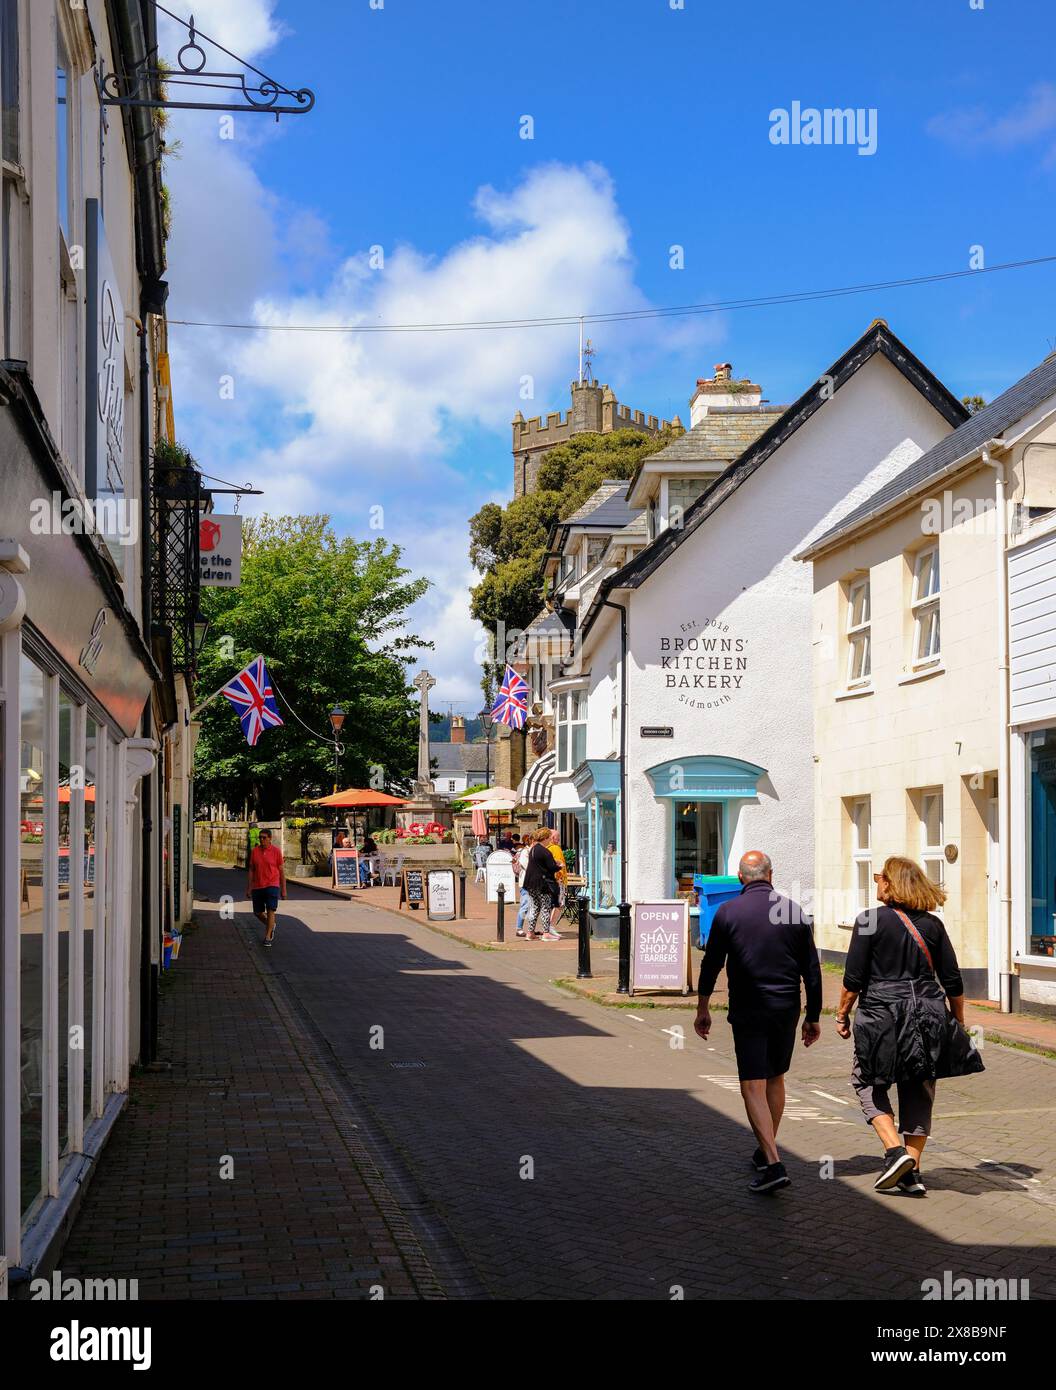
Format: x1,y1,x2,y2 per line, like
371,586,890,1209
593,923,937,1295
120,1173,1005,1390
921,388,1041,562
694,851,822,1193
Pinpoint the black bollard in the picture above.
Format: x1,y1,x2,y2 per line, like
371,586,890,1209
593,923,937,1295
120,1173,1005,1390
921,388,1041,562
458,869,466,919
496,881,506,943
616,900,631,994
576,890,592,979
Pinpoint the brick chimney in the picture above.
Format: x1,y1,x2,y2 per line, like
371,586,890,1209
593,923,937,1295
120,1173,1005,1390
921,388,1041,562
690,362,763,427
450,714,466,744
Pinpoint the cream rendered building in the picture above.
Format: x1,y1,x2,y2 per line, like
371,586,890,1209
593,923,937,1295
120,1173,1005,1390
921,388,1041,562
800,350,1056,1008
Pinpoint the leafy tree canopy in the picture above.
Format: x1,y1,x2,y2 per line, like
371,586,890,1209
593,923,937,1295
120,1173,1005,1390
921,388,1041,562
194,515,430,819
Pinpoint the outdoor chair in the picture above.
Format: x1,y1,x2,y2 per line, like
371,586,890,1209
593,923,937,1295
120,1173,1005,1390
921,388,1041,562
382,853,405,887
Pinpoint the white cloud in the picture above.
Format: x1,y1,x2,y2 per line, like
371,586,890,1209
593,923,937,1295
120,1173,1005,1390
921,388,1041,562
927,82,1056,160
157,7,720,706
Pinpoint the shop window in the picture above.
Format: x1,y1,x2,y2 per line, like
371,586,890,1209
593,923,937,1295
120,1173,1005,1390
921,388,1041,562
19,653,45,1216
594,797,618,909
1028,729,1056,958
911,546,941,665
846,575,871,687
84,715,97,1125
57,693,73,1155
673,801,722,894
1,0,25,359
850,797,871,916
919,788,944,894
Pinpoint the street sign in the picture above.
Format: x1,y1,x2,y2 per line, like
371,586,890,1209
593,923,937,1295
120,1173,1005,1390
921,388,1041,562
199,514,243,587
400,868,425,910
426,869,456,921
332,848,359,888
640,725,673,738
485,850,516,905
630,899,692,997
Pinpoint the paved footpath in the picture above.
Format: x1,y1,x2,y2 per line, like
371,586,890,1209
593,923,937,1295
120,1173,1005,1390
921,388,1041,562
65,866,1056,1300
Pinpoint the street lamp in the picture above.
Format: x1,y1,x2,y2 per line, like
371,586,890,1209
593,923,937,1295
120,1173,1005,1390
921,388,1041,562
478,705,495,790
192,615,210,656
329,705,346,793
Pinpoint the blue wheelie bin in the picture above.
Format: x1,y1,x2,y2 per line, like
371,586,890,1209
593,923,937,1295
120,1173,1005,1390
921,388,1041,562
692,874,741,948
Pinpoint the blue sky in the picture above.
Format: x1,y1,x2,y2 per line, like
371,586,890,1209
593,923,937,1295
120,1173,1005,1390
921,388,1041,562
160,0,1056,710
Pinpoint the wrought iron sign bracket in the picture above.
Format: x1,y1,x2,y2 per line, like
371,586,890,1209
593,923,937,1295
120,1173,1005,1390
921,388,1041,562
96,5,315,121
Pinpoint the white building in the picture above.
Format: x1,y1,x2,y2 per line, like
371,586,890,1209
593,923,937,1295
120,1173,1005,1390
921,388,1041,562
549,325,966,935
0,0,179,1290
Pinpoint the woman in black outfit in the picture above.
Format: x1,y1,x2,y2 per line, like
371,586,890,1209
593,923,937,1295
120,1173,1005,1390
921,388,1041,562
521,826,560,939
835,855,971,1197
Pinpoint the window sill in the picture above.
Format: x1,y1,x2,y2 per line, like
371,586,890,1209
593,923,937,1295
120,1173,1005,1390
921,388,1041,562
898,663,945,687
1014,953,1056,970
835,685,874,702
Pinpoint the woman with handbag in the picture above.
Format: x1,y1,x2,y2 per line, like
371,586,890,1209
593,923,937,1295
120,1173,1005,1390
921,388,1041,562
834,855,983,1196
522,826,561,940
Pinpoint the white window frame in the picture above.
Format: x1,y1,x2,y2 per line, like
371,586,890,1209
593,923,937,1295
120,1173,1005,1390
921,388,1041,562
920,787,945,896
846,574,871,688
911,545,941,666
553,680,589,775
850,797,872,916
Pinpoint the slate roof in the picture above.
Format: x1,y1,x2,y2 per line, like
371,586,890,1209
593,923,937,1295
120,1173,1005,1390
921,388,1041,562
430,741,491,777
633,405,785,470
800,349,1056,557
561,479,643,530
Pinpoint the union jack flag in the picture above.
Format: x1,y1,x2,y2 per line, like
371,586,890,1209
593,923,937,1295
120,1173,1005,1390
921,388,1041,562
491,663,529,730
221,656,284,747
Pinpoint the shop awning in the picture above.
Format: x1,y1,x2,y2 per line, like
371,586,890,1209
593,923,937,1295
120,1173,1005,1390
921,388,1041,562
517,750,555,806
548,778,584,812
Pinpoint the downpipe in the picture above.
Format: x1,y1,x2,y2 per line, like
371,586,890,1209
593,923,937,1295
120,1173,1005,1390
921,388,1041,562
982,440,1013,1013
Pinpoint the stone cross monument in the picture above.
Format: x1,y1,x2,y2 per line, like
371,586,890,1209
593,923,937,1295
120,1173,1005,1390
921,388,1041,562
413,669,437,793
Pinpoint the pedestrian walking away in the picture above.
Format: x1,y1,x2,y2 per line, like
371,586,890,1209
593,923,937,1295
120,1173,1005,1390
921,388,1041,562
834,856,984,1196
694,850,822,1194
522,826,560,939
247,828,287,946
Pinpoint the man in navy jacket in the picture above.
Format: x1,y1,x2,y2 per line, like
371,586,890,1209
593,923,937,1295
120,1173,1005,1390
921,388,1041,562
694,851,822,1193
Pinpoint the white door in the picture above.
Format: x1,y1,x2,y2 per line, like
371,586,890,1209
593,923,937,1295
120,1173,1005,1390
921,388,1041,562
987,797,1000,1002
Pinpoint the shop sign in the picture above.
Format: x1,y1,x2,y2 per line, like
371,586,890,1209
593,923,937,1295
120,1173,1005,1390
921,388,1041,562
485,850,516,904
332,848,359,887
200,514,243,587
640,726,673,738
630,899,692,996
426,869,456,921
655,617,748,711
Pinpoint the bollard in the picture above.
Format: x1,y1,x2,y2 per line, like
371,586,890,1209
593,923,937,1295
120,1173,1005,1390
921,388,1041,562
458,869,466,919
576,891,592,979
616,900,631,994
496,881,506,943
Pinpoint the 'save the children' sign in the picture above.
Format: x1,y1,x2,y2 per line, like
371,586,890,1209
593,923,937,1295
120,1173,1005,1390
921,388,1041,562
630,900,692,997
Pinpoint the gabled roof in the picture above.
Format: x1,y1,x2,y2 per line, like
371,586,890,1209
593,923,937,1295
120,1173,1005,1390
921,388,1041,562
574,322,966,648
430,741,491,776
799,349,1056,559
561,479,642,530
598,322,966,596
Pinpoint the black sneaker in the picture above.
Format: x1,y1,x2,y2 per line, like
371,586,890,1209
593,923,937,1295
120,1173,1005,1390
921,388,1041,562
895,1168,926,1196
875,1145,916,1190
751,1147,768,1173
749,1162,790,1194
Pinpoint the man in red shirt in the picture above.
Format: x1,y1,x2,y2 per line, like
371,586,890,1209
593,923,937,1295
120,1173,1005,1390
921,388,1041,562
247,828,286,946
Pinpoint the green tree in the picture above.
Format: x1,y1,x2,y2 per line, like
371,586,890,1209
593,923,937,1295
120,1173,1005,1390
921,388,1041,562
194,515,430,818
468,427,677,694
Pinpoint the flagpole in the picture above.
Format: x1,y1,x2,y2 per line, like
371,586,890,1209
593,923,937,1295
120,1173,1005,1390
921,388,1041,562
189,654,268,720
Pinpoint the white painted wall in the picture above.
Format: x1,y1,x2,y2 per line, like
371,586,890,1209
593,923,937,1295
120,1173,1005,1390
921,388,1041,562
590,353,957,906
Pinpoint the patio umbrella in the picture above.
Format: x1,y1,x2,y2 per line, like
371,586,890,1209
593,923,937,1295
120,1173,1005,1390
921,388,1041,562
461,785,519,803
27,785,96,805
309,788,408,844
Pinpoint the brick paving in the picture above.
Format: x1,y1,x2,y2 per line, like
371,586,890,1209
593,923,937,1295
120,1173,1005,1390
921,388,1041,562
63,864,1056,1301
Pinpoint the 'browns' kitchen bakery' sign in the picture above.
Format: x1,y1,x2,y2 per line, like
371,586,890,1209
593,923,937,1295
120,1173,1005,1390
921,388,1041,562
657,617,748,710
